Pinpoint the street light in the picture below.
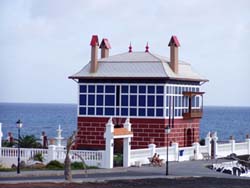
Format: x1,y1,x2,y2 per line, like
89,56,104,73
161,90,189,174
16,119,22,174
165,125,171,176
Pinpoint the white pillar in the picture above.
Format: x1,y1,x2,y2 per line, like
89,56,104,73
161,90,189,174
172,142,179,161
205,132,211,156
123,137,131,167
124,118,131,131
246,137,250,155
229,137,235,154
104,117,114,169
192,142,202,160
212,132,218,159
47,145,56,162
0,123,3,148
148,143,156,157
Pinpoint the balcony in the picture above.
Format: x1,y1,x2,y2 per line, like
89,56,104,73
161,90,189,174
183,109,203,119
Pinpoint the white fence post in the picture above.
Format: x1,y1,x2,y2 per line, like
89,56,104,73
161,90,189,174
192,142,201,160
47,145,56,162
205,132,211,156
246,135,250,155
123,118,132,168
104,117,114,169
172,142,179,161
229,136,235,154
212,132,218,159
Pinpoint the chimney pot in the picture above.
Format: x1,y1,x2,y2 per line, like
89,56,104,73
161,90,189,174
99,38,111,58
168,35,180,74
90,35,99,73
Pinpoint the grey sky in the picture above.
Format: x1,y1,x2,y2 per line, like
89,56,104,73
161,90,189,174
0,0,249,106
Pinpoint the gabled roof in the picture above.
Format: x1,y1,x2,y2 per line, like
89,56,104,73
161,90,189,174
69,51,208,82
168,36,180,47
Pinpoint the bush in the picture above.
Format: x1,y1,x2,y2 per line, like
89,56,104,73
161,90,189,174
46,160,64,170
33,153,43,162
71,161,84,170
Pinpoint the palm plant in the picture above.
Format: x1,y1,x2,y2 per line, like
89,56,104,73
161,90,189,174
16,135,42,148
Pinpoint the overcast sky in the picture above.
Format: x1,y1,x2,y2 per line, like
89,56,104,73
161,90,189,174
0,0,249,106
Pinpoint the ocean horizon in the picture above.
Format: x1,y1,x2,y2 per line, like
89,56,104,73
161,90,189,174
0,102,250,142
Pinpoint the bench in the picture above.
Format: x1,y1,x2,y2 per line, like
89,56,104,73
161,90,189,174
202,152,210,160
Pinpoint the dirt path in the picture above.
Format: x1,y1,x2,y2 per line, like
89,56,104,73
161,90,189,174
1,177,250,188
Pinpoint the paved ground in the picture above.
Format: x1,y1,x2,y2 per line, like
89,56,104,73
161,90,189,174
0,159,248,184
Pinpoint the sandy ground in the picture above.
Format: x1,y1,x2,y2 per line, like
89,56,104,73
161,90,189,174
1,177,250,188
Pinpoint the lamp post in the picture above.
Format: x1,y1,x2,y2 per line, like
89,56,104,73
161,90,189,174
16,119,22,174
165,125,171,176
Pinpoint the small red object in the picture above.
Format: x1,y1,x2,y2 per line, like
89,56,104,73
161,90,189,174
145,42,149,52
129,42,132,52
90,35,99,46
99,38,111,49
168,35,180,47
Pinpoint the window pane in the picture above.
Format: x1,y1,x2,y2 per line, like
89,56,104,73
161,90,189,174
147,108,154,116
156,96,163,107
121,85,128,93
97,95,103,105
97,85,104,93
79,95,86,105
88,95,95,105
139,95,146,106
121,108,128,116
105,108,114,115
88,107,95,115
147,95,155,107
139,86,146,93
116,108,120,116
130,108,137,116
79,107,86,115
105,95,115,106
156,109,163,116
88,85,95,93
121,95,128,106
80,85,86,93
130,95,137,106
157,86,164,94
96,108,103,115
139,108,145,116
148,86,155,93
196,96,199,107
130,85,137,93
105,85,115,93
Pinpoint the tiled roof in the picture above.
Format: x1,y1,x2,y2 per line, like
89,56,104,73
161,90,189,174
69,51,207,82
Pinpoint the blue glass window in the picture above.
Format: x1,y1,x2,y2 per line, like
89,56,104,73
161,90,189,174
79,107,86,115
139,86,146,93
121,86,128,93
96,108,103,115
196,96,199,107
116,108,120,116
139,95,146,106
88,95,95,105
147,108,154,116
130,108,137,116
105,108,114,115
105,95,115,106
148,86,155,94
157,86,164,94
156,96,163,107
80,85,86,93
191,96,195,107
97,85,104,93
88,107,95,115
97,95,103,105
166,109,169,117
105,85,115,93
147,95,155,107
130,85,137,93
79,95,86,105
156,109,163,116
139,108,145,116
130,95,137,106
121,108,128,116
88,85,95,93
192,87,195,92
166,96,169,107
121,95,128,106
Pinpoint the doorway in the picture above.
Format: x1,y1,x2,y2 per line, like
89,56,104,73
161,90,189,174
186,128,193,146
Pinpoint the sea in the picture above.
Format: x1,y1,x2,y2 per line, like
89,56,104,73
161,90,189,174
0,103,250,142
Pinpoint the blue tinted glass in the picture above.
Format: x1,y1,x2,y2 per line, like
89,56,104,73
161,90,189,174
130,108,137,116
79,107,86,115
122,86,128,93
121,108,128,116
139,108,145,116
96,108,103,115
105,85,115,93
88,85,95,93
192,87,195,92
147,108,154,116
139,95,146,106
175,109,178,116
156,96,163,107
157,86,164,94
191,96,195,107
121,95,128,106
97,85,104,93
105,95,115,106
105,108,114,115
130,86,137,93
196,97,199,107
130,95,137,106
139,86,146,93
80,85,87,93
97,95,103,105
79,95,86,105
88,95,95,105
156,109,163,116
147,95,155,107
166,109,169,116
148,86,155,93
88,107,95,115
116,108,120,116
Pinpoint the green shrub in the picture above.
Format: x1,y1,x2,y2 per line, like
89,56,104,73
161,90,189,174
33,153,44,162
71,161,84,170
46,160,64,169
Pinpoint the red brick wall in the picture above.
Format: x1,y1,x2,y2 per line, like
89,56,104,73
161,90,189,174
75,116,200,150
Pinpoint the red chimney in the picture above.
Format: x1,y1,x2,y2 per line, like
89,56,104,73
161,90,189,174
99,38,111,58
90,35,99,73
168,36,180,74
